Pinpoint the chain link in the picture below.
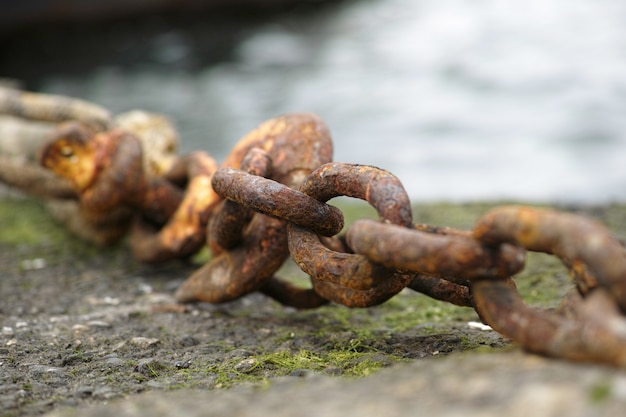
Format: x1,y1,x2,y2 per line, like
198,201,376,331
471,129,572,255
1,90,625,368
0,85,112,130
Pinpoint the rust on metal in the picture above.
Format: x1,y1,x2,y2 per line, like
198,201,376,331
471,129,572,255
175,214,289,303
346,219,526,282
38,121,225,255
220,112,333,189
472,279,626,367
212,168,344,237
208,147,271,253
208,199,254,253
474,205,626,311
407,275,473,308
37,123,142,242
288,162,414,307
298,162,413,227
175,113,334,305
40,122,183,223
309,274,411,308
178,146,284,303
131,151,220,262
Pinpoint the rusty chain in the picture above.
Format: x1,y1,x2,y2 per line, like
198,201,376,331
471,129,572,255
1,90,625,368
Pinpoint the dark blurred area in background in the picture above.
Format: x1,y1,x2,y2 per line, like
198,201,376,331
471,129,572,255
0,0,340,89
5,0,623,203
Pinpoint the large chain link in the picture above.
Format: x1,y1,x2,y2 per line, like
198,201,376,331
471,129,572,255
1,92,625,368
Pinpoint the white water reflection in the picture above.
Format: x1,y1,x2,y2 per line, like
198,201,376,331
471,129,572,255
43,0,626,203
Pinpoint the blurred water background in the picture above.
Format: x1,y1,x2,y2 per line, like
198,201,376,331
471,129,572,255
3,0,626,203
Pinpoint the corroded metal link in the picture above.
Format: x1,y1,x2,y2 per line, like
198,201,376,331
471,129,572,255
38,121,226,255
344,219,523,308
470,205,626,366
407,275,474,308
0,155,77,199
139,175,187,226
208,148,271,253
175,215,289,303
131,151,220,262
0,86,112,130
238,147,274,178
289,163,414,307
212,168,344,237
472,280,626,367
208,199,253,253
345,219,526,282
40,122,184,225
38,123,153,243
310,275,412,308
298,162,413,227
474,205,626,311
176,147,284,303
175,113,334,305
289,223,412,293
220,112,333,189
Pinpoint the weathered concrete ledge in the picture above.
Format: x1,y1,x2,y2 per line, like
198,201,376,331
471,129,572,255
46,350,626,417
1,196,625,417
